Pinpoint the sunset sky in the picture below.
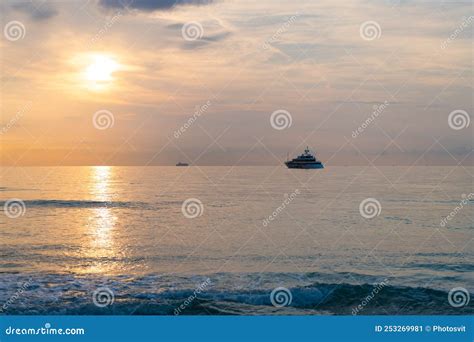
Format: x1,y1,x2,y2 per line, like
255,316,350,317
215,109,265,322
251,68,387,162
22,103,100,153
1,0,472,166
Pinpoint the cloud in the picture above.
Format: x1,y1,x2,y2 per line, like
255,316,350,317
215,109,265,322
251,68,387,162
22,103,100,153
11,3,58,21
166,19,231,49
99,0,214,11
181,31,231,49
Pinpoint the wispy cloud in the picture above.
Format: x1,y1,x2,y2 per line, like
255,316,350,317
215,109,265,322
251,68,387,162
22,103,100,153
99,0,214,12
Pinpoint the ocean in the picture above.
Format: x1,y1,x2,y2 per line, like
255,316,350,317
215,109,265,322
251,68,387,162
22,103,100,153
0,166,472,315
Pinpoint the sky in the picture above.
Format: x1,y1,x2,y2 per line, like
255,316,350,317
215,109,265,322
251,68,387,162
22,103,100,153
0,0,472,166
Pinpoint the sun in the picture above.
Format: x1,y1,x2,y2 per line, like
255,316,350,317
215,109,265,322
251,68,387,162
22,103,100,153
83,55,119,90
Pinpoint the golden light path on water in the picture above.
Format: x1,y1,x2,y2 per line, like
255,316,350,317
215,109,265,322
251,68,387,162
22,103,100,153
83,166,119,274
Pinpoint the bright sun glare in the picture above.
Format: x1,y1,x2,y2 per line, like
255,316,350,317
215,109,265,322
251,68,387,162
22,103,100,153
84,55,119,90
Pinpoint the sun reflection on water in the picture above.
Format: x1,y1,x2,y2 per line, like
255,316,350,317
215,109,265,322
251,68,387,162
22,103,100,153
92,166,112,202
83,166,121,274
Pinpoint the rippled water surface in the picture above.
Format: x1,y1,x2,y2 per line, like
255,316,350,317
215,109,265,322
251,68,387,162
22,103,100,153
0,166,472,314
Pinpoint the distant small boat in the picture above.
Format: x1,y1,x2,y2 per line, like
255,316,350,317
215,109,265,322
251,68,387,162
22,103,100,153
176,162,189,167
285,147,324,169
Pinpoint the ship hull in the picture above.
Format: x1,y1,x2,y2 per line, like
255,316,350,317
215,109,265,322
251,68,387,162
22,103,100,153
285,162,324,169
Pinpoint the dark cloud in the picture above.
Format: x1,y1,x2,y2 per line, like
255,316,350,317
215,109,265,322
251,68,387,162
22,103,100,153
12,3,58,21
181,31,231,49
165,22,231,49
99,0,213,11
